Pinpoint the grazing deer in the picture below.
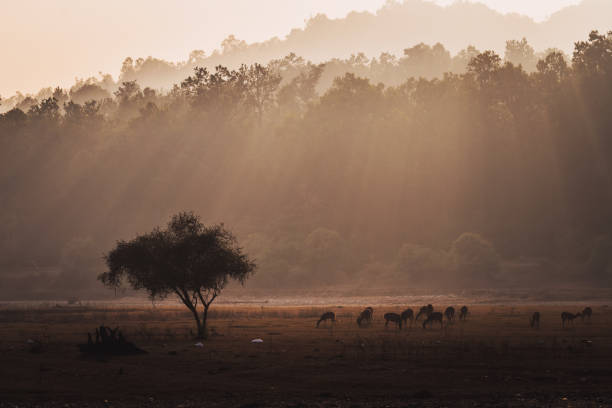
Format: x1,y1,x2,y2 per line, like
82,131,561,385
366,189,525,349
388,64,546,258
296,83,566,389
561,312,581,328
423,312,444,329
384,312,402,329
444,306,455,322
401,308,414,327
530,311,540,328
317,311,336,327
415,304,434,321
459,306,469,321
581,307,592,321
357,307,374,327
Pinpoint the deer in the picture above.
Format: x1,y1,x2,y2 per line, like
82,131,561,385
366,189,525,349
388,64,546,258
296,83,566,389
581,307,592,321
316,311,336,327
415,304,434,321
459,306,469,321
401,308,414,327
530,311,540,328
444,306,455,322
357,307,374,327
384,312,402,329
423,312,444,329
561,311,581,328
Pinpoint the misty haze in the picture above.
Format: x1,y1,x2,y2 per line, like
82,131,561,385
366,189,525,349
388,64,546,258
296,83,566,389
1,1,612,407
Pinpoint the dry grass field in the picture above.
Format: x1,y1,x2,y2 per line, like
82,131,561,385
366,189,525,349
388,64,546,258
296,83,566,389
1,303,612,407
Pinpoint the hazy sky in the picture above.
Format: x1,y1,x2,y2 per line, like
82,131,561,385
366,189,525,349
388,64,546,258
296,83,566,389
0,0,581,96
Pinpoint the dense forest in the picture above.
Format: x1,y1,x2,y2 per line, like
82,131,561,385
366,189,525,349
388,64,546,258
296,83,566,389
1,31,611,299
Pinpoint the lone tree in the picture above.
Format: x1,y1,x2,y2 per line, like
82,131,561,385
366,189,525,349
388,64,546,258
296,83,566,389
99,212,256,338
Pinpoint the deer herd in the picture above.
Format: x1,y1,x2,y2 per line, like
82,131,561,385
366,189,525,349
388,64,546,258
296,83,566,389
316,305,595,330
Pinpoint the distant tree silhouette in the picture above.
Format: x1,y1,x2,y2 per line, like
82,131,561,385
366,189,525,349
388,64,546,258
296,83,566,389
0,108,27,128
451,45,481,73
69,83,111,104
100,212,256,338
468,51,502,86
277,63,323,114
188,50,206,64
28,97,60,122
114,80,141,103
505,38,537,71
64,100,103,125
401,42,451,79
52,87,69,106
241,63,282,121
536,51,569,85
572,30,612,77
221,34,247,54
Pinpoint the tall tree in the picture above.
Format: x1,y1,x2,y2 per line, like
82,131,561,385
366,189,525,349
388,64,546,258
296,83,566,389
241,63,282,122
505,38,537,71
100,212,256,338
468,51,502,87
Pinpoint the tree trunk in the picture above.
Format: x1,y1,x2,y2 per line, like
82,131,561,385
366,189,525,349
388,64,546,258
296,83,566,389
189,306,204,339
201,304,210,339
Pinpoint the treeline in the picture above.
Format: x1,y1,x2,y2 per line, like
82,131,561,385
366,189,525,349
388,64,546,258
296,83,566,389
1,31,611,298
0,37,557,113
4,0,609,103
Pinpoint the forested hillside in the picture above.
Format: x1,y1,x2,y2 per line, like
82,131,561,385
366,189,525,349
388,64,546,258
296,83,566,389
1,31,611,298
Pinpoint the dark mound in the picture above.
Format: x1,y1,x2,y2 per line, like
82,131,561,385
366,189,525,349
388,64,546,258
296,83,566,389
78,325,146,356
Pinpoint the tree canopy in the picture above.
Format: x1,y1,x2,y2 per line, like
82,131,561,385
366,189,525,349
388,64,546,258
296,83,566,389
100,212,256,337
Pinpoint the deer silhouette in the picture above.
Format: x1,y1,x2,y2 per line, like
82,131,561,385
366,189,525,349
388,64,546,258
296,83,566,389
423,312,444,329
444,306,455,322
401,308,414,327
530,311,540,328
357,307,374,327
561,312,581,328
317,311,336,327
384,312,402,329
459,306,469,321
415,304,434,321
581,307,592,322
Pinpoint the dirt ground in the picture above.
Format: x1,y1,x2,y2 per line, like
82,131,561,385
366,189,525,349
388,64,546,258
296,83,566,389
1,303,612,407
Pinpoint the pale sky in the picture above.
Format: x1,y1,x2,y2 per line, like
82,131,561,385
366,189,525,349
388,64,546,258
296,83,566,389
0,0,582,96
